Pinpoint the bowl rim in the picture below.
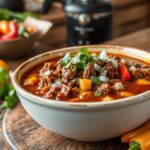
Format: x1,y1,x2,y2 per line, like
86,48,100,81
12,45,150,109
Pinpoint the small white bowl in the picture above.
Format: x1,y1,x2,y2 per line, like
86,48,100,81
12,45,150,142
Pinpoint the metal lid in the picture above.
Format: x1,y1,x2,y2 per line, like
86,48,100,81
65,0,112,13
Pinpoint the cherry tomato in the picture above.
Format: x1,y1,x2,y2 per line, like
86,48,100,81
0,20,10,35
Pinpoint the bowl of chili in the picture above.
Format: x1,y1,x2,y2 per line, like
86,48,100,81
12,45,150,141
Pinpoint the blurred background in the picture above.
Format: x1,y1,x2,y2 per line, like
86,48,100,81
0,0,150,57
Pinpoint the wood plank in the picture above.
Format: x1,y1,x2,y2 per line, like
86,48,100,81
112,0,148,8
41,25,67,45
3,104,128,150
40,3,65,25
0,129,8,150
113,18,149,37
105,28,150,52
114,3,150,27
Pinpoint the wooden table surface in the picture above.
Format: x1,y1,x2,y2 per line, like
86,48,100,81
1,28,150,149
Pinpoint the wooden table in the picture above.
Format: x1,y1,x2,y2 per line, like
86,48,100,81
1,28,150,150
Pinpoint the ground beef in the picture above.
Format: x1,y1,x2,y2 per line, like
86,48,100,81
70,87,80,97
131,68,144,79
67,79,78,87
45,85,61,99
40,86,50,95
141,68,150,76
113,55,121,62
52,64,62,77
83,63,96,79
97,83,112,95
38,76,55,89
40,62,57,74
109,79,121,84
106,61,116,79
62,67,77,81
61,84,72,97
97,60,105,67
78,70,83,78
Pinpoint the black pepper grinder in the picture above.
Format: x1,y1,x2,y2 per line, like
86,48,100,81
65,0,113,46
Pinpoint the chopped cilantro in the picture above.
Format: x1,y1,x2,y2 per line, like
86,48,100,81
80,53,89,63
80,47,88,53
60,53,71,66
73,53,90,69
90,76,100,85
0,67,19,112
90,55,99,63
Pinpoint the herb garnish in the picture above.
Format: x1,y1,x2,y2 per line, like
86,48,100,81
90,76,100,85
60,48,100,70
60,53,71,66
0,8,38,22
80,47,88,54
0,67,18,114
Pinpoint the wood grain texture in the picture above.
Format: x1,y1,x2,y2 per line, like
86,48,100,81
111,0,148,8
113,18,149,37
105,28,150,52
114,3,150,27
0,128,8,150
3,104,128,150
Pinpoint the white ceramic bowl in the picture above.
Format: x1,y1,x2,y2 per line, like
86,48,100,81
12,45,150,142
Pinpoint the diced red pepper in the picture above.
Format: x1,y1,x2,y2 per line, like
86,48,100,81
119,64,131,81
1,21,18,40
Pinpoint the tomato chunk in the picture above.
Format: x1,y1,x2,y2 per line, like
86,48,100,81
120,64,131,81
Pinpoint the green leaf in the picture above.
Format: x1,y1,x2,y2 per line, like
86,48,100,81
90,76,100,85
128,142,141,150
0,67,9,99
60,53,71,66
80,47,88,54
89,55,99,63
0,67,9,83
95,90,102,96
0,8,38,22
0,66,19,113
0,83,8,99
80,54,89,63
77,62,86,69
4,83,18,108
